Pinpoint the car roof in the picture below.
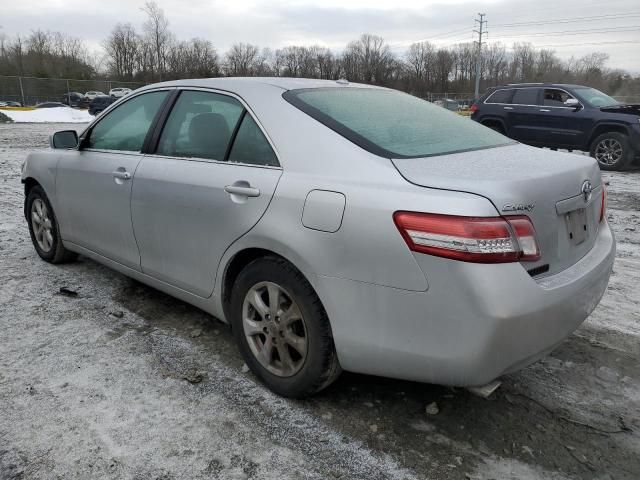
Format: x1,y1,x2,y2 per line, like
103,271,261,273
137,77,384,95
491,83,586,89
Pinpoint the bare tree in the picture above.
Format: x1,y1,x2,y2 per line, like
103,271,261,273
224,43,260,76
141,1,172,81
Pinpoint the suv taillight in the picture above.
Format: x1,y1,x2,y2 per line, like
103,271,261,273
470,103,478,113
600,182,606,223
393,212,540,263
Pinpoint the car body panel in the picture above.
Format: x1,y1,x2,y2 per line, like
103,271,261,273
131,155,283,297
55,149,143,270
391,143,602,276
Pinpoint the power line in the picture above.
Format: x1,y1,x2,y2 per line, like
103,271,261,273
489,26,640,40
516,40,640,48
493,12,640,28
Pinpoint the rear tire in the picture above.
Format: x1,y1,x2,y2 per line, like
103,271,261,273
26,186,77,264
230,256,341,398
590,132,633,171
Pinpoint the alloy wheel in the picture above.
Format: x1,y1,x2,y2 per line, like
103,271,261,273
242,281,308,377
594,138,623,166
31,198,54,252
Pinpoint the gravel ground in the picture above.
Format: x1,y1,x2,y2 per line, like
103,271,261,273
1,123,639,480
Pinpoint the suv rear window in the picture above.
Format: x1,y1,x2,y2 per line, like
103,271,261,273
485,89,513,104
283,88,513,158
512,88,540,105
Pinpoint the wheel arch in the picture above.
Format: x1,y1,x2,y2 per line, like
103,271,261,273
480,117,507,134
588,123,630,148
220,247,326,326
23,177,43,219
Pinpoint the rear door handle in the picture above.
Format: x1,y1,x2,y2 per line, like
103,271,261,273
224,184,260,198
539,109,551,112
112,170,131,180
503,106,513,110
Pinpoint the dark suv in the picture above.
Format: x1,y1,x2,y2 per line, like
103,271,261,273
88,95,115,116
471,83,640,170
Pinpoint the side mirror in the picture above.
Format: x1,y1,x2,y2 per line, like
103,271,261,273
50,130,78,149
564,98,581,109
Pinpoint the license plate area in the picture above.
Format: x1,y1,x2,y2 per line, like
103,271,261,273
565,208,588,245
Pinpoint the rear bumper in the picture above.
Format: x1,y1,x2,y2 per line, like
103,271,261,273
314,223,615,386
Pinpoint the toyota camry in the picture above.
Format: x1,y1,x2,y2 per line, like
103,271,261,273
21,78,615,397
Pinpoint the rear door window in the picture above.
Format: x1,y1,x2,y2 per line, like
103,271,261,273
485,89,513,104
228,114,279,167
156,90,244,161
511,88,540,106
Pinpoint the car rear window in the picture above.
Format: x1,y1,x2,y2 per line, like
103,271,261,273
485,89,513,104
283,88,513,158
512,88,540,105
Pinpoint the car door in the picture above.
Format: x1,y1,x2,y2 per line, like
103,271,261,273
504,87,542,144
533,88,590,148
131,89,283,298
55,89,170,269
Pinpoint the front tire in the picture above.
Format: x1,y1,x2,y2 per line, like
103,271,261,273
26,186,77,264
590,132,633,171
230,256,341,398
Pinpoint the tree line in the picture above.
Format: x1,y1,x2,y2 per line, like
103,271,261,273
0,1,638,98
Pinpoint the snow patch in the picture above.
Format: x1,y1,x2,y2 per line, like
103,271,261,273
2,107,93,123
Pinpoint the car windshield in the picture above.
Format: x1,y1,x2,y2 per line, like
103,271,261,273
283,87,513,158
573,87,620,107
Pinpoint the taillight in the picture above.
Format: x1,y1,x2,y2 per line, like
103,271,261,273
470,103,478,113
599,182,606,223
393,212,540,263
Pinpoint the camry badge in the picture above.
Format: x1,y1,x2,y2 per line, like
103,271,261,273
581,180,593,202
502,203,535,212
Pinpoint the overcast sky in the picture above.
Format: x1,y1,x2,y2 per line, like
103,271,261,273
2,0,639,72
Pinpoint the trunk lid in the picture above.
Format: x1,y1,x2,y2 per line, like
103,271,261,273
391,143,602,276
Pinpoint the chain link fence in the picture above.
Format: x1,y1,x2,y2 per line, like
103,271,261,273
0,76,146,106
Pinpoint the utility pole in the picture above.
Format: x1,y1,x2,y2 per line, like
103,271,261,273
474,13,487,101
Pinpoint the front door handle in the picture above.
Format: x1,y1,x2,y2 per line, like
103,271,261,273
539,109,551,112
112,170,131,180
503,106,514,110
224,183,260,198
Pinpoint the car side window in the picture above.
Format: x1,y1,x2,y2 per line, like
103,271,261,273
156,90,244,161
486,89,513,104
511,88,540,106
228,114,279,167
543,88,575,107
86,91,168,152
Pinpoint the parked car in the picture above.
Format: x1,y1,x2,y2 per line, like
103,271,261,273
85,91,106,101
109,87,132,98
61,92,86,108
35,102,69,109
471,83,640,170
434,98,460,111
88,95,115,116
0,100,22,107
21,78,614,398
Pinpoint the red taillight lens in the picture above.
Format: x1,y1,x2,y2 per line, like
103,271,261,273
393,212,540,263
599,182,606,223
470,103,478,113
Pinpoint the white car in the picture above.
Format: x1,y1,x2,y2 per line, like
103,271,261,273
84,91,106,100
109,87,132,99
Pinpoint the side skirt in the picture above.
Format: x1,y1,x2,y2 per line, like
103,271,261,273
63,241,227,322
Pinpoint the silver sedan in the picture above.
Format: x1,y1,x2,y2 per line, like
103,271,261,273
21,78,615,397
